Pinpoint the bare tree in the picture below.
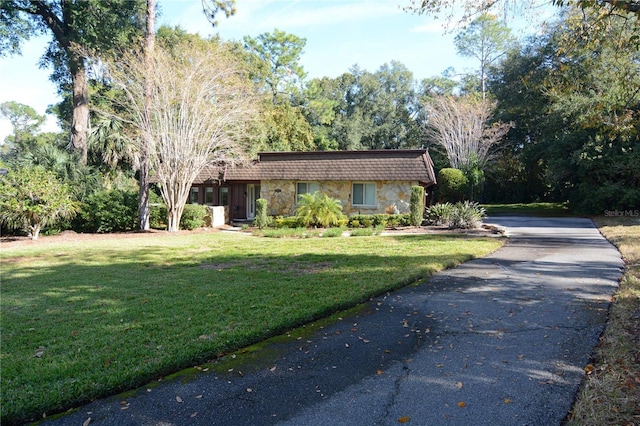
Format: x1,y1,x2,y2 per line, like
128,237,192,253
423,95,512,170
108,40,260,232
138,0,155,232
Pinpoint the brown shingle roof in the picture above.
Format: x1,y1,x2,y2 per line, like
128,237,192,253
194,150,436,185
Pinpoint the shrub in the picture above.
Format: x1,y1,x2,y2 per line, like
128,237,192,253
348,214,373,228
425,202,455,226
425,202,485,229
274,216,302,229
253,198,271,229
350,227,374,236
438,168,469,202
150,204,167,229
321,227,344,238
348,213,411,228
372,214,389,227
0,167,78,240
180,204,208,230
388,213,411,227
259,228,320,238
79,189,138,233
296,191,346,228
410,186,425,226
449,201,486,229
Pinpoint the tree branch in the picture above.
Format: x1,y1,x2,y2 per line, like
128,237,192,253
28,0,70,49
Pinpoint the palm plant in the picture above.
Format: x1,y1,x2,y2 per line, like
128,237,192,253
295,191,346,228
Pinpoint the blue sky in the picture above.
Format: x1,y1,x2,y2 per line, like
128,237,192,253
0,0,553,142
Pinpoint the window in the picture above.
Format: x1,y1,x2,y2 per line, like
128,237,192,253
205,187,214,205
352,183,376,206
189,187,199,204
220,187,229,206
296,182,319,200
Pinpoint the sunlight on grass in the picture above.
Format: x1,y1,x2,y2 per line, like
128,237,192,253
567,217,640,426
482,202,570,216
1,232,502,424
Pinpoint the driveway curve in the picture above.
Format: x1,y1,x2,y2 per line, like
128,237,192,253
43,217,623,426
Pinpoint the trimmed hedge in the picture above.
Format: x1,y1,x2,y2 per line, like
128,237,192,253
348,213,410,228
438,168,469,202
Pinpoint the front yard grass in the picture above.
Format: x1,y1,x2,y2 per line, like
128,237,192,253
0,232,502,424
482,202,571,216
568,217,640,425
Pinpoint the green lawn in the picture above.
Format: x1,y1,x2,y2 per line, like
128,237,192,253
482,202,571,216
567,217,640,425
0,232,502,424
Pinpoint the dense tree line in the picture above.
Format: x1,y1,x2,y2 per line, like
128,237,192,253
486,7,640,212
0,1,638,238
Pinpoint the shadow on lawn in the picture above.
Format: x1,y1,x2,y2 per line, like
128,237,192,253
2,235,498,424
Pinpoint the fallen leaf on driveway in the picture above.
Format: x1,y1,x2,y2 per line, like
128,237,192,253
176,396,183,403
455,382,463,389
83,418,91,426
398,416,410,423
457,401,466,408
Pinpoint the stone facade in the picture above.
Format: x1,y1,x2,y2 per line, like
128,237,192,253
260,180,419,217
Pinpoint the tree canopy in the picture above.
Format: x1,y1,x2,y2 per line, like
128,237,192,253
487,5,640,211
0,0,146,164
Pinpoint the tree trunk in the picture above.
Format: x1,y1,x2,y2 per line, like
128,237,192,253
166,203,184,232
29,224,41,241
70,62,89,165
138,0,155,231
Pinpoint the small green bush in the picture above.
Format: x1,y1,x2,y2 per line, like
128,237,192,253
438,168,469,202
410,186,425,226
274,216,302,229
348,214,373,228
150,204,167,229
349,213,410,228
425,202,455,226
254,198,271,229
259,228,320,238
425,202,485,229
372,214,389,227
388,214,411,227
449,201,486,229
350,227,374,237
322,227,344,238
180,204,208,230
79,189,138,233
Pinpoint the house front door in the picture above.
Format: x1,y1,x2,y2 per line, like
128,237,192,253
246,184,260,220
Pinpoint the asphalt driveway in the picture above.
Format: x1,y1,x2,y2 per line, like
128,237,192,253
42,216,623,426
